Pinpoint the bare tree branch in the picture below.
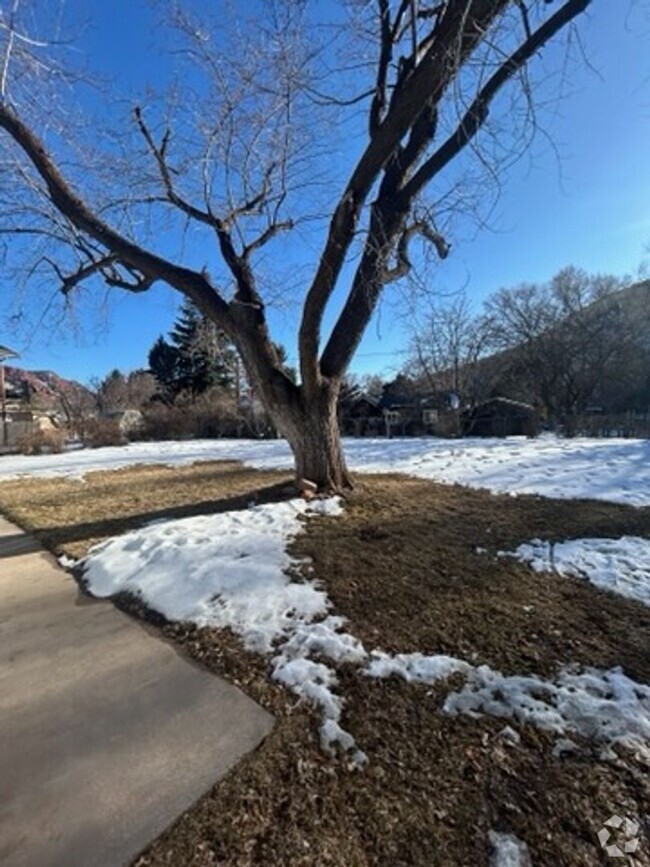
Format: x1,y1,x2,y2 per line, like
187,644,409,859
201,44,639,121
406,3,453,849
134,106,219,229
0,0,20,100
382,219,450,284
242,220,295,259
300,0,512,389
515,0,533,40
402,0,592,200
318,0,593,380
369,0,393,136
0,101,234,326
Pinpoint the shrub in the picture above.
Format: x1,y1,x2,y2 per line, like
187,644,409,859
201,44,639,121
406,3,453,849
17,429,66,455
82,418,127,448
139,403,195,441
139,389,250,440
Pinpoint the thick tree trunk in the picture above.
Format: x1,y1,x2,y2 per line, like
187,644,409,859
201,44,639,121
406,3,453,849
276,381,352,492
232,325,352,492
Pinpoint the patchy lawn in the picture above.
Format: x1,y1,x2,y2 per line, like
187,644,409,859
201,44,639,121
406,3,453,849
0,461,289,558
2,464,649,865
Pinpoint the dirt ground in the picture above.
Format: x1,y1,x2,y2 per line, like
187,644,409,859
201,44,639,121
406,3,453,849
2,465,649,866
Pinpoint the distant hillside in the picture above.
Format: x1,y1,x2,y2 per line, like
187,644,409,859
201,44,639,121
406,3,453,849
479,278,650,415
605,279,650,340
404,277,650,424
3,365,92,411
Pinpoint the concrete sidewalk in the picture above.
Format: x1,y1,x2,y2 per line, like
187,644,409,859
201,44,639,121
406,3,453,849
0,517,274,867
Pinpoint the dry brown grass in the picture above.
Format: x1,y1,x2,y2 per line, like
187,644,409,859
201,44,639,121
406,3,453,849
134,478,650,867
2,466,650,865
0,461,289,558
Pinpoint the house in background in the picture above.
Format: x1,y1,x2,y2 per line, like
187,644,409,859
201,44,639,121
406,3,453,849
461,397,539,438
0,345,31,453
380,391,463,437
338,393,384,437
0,354,75,453
0,383,63,453
339,376,464,438
339,373,540,439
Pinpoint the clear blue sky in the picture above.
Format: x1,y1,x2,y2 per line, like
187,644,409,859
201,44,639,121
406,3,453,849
2,1,649,385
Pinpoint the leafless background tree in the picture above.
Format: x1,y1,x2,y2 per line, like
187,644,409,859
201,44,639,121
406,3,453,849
407,293,488,405
483,267,649,431
401,265,650,438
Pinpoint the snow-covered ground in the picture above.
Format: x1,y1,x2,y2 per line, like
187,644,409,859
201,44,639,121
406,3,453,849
0,438,289,481
2,434,650,506
502,537,650,607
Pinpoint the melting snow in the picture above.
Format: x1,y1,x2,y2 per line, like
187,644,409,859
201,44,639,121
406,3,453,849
2,434,650,506
504,536,650,607
82,496,368,766
83,498,335,652
489,831,532,867
365,651,471,683
445,665,650,760
75,495,650,766
365,653,650,760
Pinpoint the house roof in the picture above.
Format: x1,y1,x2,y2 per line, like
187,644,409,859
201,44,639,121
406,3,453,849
0,345,19,361
467,396,537,414
379,390,456,410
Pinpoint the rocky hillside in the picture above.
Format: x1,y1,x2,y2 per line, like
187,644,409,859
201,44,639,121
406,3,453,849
3,366,93,412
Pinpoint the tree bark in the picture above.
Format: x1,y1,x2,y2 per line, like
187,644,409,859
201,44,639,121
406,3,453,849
275,380,352,492
231,329,352,493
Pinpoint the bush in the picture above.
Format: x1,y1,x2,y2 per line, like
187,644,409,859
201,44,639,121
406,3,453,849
139,403,195,441
82,418,128,448
17,429,66,455
431,413,462,438
138,389,254,440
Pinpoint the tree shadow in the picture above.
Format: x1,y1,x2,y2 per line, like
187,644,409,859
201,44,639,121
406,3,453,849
32,479,294,555
0,533,42,559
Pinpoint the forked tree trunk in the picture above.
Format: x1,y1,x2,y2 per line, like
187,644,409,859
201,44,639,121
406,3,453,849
273,380,353,492
234,325,352,492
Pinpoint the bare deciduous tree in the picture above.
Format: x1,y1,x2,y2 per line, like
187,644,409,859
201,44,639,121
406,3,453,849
0,0,594,488
482,267,644,430
407,294,488,405
93,369,157,414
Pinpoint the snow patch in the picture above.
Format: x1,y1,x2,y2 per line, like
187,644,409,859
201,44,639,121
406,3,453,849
365,652,650,760
489,831,532,867
271,615,368,766
445,665,650,760
83,498,332,653
365,651,471,684
82,496,367,764
504,536,650,607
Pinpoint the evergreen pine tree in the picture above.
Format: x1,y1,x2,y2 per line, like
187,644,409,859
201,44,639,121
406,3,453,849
148,336,181,399
149,300,238,398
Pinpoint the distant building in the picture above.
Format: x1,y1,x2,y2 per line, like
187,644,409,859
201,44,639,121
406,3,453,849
461,397,539,438
339,385,464,437
338,394,383,437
